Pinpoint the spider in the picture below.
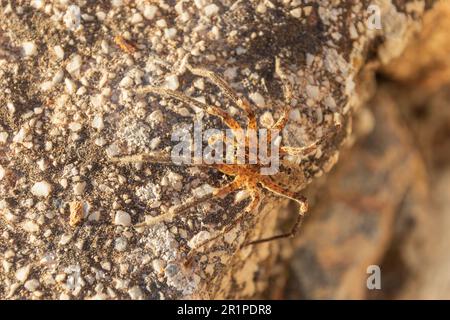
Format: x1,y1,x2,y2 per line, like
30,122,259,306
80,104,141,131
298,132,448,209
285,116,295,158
112,57,334,260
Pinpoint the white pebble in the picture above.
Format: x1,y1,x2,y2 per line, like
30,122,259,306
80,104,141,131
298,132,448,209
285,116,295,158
63,5,81,31
114,237,127,251
290,8,302,18
0,132,8,144
128,286,144,300
40,81,54,91
256,3,267,13
164,75,179,90
100,261,111,271
143,5,158,20
65,78,77,94
90,94,105,109
59,234,72,245
13,127,26,143
164,28,177,39
101,40,110,54
59,178,68,189
114,211,131,227
92,115,104,130
36,159,47,171
52,70,64,84
204,4,219,17
31,0,44,10
106,143,120,157
130,12,143,24
156,19,167,28
73,182,86,195
31,181,52,197
24,279,40,292
68,122,82,132
53,45,64,60
95,137,106,147
119,76,133,88
147,110,164,125
249,92,266,108
150,137,161,150
66,55,82,77
22,220,39,233
22,41,37,56
15,265,31,283
152,259,166,274
0,165,5,180
194,0,207,9
235,189,250,203
306,85,320,100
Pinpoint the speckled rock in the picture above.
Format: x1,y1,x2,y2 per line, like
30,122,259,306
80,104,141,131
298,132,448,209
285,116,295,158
0,1,429,299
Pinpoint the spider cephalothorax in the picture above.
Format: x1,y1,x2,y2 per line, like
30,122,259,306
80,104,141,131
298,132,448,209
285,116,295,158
113,57,336,258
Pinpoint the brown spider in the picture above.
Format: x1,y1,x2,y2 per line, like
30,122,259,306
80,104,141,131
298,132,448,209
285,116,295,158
112,58,332,259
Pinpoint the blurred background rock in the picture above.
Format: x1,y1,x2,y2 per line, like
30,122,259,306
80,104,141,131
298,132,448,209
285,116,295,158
283,1,450,299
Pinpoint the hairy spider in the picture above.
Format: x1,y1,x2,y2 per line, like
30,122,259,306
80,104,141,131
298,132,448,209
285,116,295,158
112,58,332,259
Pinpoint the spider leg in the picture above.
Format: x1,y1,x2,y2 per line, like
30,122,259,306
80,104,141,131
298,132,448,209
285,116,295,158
134,192,214,228
271,107,291,132
280,143,318,156
111,152,214,169
136,177,242,228
186,186,262,263
280,125,340,156
138,86,243,136
110,152,173,164
186,64,257,130
275,57,293,105
243,177,308,246
271,57,295,132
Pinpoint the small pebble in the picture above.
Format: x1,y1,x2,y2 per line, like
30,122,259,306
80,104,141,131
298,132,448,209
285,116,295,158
31,181,52,197
130,13,143,24
68,122,82,132
63,5,81,31
290,8,302,18
152,259,166,274
24,279,40,292
22,41,37,57
65,78,77,94
73,182,86,195
204,4,219,17
52,70,64,84
114,211,131,227
0,165,5,180
249,92,266,108
164,75,179,90
92,115,104,130
66,55,82,76
128,286,144,300
114,237,127,251
15,265,31,283
22,220,39,233
106,143,120,157
164,28,177,39
143,5,158,20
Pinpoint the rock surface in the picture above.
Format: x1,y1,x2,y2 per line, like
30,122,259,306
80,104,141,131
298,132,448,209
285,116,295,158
0,1,430,299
